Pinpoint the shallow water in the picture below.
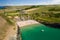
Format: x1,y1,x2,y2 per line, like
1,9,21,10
20,24,60,40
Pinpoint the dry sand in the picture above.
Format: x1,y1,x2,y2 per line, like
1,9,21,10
16,20,39,27
3,20,39,40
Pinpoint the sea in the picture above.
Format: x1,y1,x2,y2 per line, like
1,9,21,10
20,24,60,40
0,6,6,9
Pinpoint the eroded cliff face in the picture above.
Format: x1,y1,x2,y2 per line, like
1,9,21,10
0,16,10,40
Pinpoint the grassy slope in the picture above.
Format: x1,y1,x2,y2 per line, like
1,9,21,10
0,6,31,40
1,5,60,23
27,5,60,23
0,16,14,40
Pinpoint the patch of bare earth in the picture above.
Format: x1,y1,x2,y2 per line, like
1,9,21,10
0,16,17,40
3,25,17,40
0,16,9,40
25,8,39,12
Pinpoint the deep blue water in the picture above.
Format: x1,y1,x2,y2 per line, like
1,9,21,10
0,6,6,9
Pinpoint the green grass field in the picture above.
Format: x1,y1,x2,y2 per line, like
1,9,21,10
1,5,60,23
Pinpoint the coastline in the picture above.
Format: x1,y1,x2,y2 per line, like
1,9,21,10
40,22,60,29
16,20,39,27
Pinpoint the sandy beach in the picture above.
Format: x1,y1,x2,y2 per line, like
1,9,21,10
3,20,39,40
16,20,39,27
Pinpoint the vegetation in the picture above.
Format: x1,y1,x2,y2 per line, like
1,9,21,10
0,5,60,24
25,5,60,23
0,5,60,40
24,5,39,10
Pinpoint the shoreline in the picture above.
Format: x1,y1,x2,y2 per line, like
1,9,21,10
16,20,39,27
40,22,60,29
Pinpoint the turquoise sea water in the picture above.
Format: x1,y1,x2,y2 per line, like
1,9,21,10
20,24,60,40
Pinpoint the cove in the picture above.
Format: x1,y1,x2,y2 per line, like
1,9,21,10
20,24,60,40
